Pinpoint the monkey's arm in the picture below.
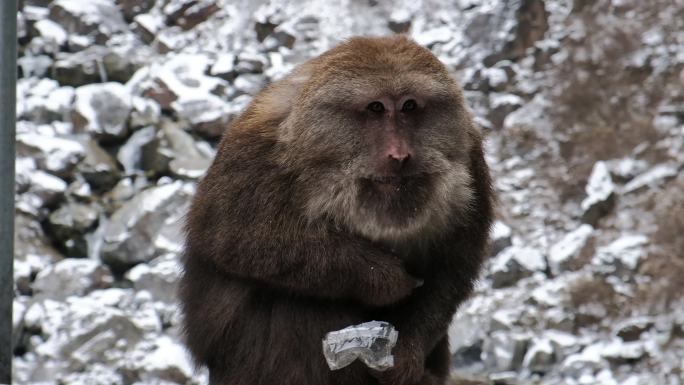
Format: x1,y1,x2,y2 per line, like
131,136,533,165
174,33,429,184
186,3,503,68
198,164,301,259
185,148,416,306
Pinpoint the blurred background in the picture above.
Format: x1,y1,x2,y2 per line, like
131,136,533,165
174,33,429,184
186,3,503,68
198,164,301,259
11,0,684,384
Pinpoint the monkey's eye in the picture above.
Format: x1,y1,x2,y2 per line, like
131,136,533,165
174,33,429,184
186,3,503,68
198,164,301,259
367,101,385,113
402,99,417,112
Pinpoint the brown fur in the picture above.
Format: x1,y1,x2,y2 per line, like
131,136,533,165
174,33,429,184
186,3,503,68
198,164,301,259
179,36,494,385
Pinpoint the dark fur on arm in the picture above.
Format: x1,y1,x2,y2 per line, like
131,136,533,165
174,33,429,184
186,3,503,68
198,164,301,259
184,132,417,307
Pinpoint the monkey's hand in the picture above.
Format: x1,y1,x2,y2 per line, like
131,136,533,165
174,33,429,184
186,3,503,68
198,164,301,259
370,339,424,385
355,256,420,307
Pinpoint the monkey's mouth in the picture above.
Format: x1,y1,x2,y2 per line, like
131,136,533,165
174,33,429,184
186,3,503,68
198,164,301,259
366,175,406,193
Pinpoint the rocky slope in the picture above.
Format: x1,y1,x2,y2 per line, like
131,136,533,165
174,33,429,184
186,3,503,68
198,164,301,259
13,0,684,384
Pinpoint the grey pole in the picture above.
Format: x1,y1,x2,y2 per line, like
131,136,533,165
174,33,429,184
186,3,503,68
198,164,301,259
0,0,18,383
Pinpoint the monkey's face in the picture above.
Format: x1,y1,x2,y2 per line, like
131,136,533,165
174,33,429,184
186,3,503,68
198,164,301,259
280,41,475,243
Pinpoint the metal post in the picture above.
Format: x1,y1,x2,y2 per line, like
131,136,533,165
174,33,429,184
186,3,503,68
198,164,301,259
0,0,18,383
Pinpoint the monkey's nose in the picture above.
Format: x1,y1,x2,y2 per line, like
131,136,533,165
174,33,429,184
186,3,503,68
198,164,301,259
388,151,411,165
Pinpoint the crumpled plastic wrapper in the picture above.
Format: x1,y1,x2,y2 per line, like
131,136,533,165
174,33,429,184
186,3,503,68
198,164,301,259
322,321,399,371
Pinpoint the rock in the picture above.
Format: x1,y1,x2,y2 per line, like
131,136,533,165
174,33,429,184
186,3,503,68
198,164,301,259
14,214,64,281
99,180,192,272
18,54,54,78
117,126,157,174
75,136,122,191
53,48,105,86
16,132,85,178
614,317,655,342
414,26,453,47
26,170,68,209
47,201,100,257
210,53,237,81
141,120,212,178
600,339,648,364
101,175,150,213
32,19,68,50
234,73,266,96
547,224,594,274
115,0,156,22
489,221,513,257
490,246,547,288
522,338,556,373
124,336,194,383
17,78,75,123
480,0,549,66
164,0,220,31
481,67,509,92
32,259,114,300
581,161,616,226
561,343,608,377
262,29,297,51
388,9,412,33
54,46,143,85
449,311,487,371
483,331,530,371
49,0,127,44
125,254,181,303
593,234,648,271
607,157,649,183
21,288,160,380
72,82,132,142
58,364,124,385
489,307,523,332
133,13,165,44
255,18,278,42
622,163,679,194
142,54,232,137
129,96,161,128
488,93,523,129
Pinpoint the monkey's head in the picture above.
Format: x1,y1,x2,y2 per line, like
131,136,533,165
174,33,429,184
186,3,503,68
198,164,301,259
276,36,476,243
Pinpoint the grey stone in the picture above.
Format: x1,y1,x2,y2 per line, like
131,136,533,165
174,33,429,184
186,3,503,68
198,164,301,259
115,0,156,21
47,201,101,257
165,0,220,31
489,221,513,257
622,164,679,194
125,254,181,304
488,93,523,129
615,317,655,342
49,0,127,44
522,338,556,373
490,246,547,288
16,132,85,178
483,331,531,371
75,136,122,191
581,161,616,226
117,126,157,174
33,258,114,300
99,181,192,272
124,336,194,383
548,224,594,275
72,82,132,142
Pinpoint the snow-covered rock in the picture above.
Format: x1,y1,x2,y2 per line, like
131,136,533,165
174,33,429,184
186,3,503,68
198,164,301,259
99,180,192,271
490,246,547,288
32,258,114,300
72,82,132,141
548,224,594,275
581,161,616,226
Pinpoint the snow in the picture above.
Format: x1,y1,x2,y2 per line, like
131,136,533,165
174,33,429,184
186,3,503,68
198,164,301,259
581,161,615,212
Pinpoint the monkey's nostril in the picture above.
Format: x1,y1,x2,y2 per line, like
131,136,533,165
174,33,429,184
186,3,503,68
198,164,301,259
388,152,411,165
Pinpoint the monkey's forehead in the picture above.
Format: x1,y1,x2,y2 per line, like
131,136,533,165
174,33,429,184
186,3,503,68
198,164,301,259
315,36,449,78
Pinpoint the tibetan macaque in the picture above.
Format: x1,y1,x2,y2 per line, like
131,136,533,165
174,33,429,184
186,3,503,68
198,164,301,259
179,36,494,385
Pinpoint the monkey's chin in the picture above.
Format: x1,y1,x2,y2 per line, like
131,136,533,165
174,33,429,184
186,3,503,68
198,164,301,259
353,175,434,239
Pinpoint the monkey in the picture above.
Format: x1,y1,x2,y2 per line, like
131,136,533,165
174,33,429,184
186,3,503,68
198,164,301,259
179,36,494,385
